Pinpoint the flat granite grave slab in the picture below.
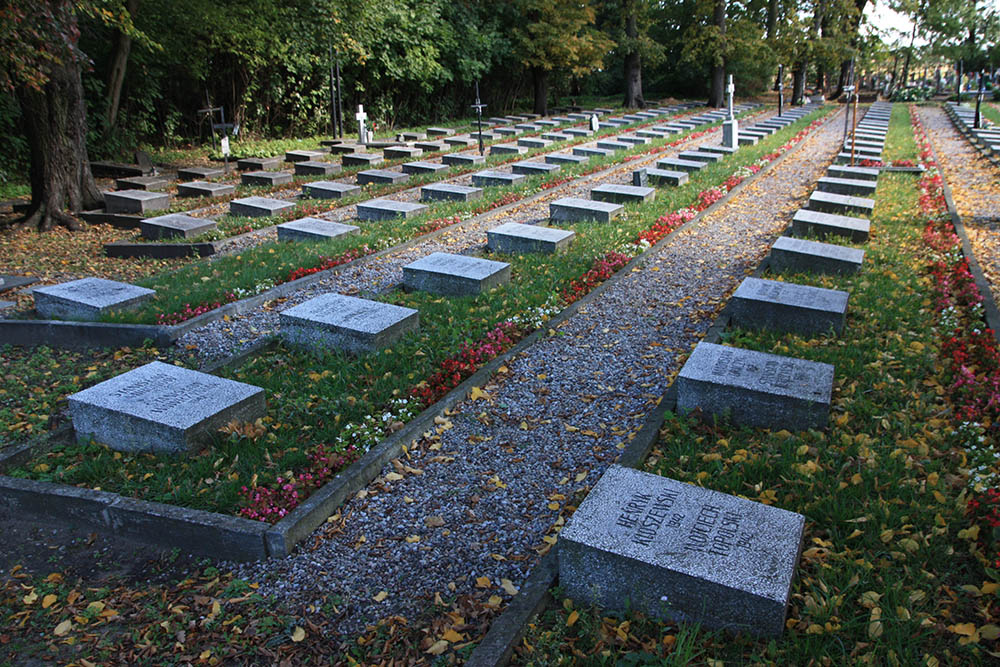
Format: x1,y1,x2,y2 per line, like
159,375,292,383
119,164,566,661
443,136,474,147
285,150,325,163
241,170,292,187
294,161,342,176
617,135,650,145
399,131,426,141
68,361,265,455
676,342,834,430
699,145,739,155
596,140,632,151
139,213,217,240
324,143,365,154
550,197,623,223
793,209,871,243
678,150,723,163
559,464,805,637
656,158,705,173
414,141,447,151
487,222,574,254
0,275,37,292
573,147,612,157
826,164,879,182
279,293,418,355
546,153,588,165
357,169,408,185
342,153,383,167
229,196,295,218
426,127,455,136
403,252,511,296
541,133,570,142
807,191,875,217
115,175,170,191
490,144,527,156
730,277,848,335
815,177,877,198
769,236,865,275
177,166,224,181
383,146,423,160
517,138,551,149
302,181,361,199
738,135,760,146
176,181,235,198
356,199,427,221
34,277,155,321
645,168,689,186
277,218,360,243
402,161,450,175
237,157,281,171
471,170,526,187
420,183,483,202
441,153,485,166
493,127,522,137
511,161,560,176
104,190,170,215
591,184,655,204
563,128,593,137
636,130,668,139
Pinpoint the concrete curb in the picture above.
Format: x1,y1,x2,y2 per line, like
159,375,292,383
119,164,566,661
0,105,828,569
462,105,838,667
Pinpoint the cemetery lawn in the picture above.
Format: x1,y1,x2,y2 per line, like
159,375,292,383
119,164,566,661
4,107,833,518
513,159,999,661
882,103,920,164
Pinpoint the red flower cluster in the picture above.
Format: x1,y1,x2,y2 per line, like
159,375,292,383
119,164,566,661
634,209,697,246
410,322,523,406
967,489,1000,571
417,216,461,235
156,292,238,325
238,444,359,522
286,245,372,283
561,251,631,305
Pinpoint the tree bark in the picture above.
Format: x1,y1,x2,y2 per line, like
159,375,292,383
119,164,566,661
766,0,777,40
16,59,102,231
105,0,139,132
532,67,549,115
792,65,806,105
708,0,726,107
622,0,644,108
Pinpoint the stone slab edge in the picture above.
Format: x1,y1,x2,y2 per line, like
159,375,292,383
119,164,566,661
2,106,757,350
264,103,822,559
463,103,836,667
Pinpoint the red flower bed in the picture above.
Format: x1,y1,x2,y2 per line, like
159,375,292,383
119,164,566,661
156,292,238,325
561,251,631,305
286,245,372,283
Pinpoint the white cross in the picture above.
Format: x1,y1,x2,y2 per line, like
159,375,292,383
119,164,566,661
355,105,367,123
726,75,735,119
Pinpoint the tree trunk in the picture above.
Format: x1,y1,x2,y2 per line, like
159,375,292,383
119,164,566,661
622,0,644,108
766,0,777,40
708,0,726,107
816,66,825,93
532,67,549,115
792,65,806,105
834,59,851,99
104,0,139,132
16,59,102,231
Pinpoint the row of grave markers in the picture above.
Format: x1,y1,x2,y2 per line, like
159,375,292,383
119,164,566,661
556,102,890,638
944,100,1000,157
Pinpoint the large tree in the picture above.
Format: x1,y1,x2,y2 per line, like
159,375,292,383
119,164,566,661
0,1,135,230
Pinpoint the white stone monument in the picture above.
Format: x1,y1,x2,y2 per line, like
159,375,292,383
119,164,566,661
356,105,368,145
722,75,738,149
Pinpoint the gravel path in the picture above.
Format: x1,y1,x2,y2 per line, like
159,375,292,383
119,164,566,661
179,110,778,362
232,108,845,635
919,105,1000,302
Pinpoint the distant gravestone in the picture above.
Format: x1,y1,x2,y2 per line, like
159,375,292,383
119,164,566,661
632,168,648,187
550,197,623,223
177,166,224,181
420,183,483,202
591,184,655,205
285,149,325,163
276,218,360,243
402,161,450,175
403,252,511,296
441,153,485,167
487,222,574,254
140,213,217,240
356,169,408,185
68,361,265,455
237,156,281,171
241,171,292,187
356,199,427,221
792,209,870,243
115,175,170,192
559,464,804,637
383,146,423,160
490,144,527,156
342,153,383,167
573,147,612,158
294,161,342,177
471,171,526,187
770,236,865,275
645,168,689,186
730,277,849,335
676,342,834,430
517,137,551,149
104,190,170,215
302,181,361,199
815,177,877,198
546,153,588,166
280,293,419,355
511,161,560,176
33,277,155,321
229,196,295,218
176,181,235,198
656,158,704,173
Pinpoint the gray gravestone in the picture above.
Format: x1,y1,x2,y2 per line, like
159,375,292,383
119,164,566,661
770,236,865,275
140,213,217,240
356,199,427,221
443,136,474,147
104,190,170,215
34,277,155,321
738,135,760,146
815,177,877,198
279,293,419,354
645,168,689,186
517,138,551,149
826,165,879,182
420,183,483,202
678,150,723,163
511,161,560,176
442,153,485,166
792,209,870,243
383,146,423,160
487,222,575,254
730,277,849,335
617,135,650,145
676,342,834,430
68,361,265,455
403,252,511,296
573,147,612,158
560,464,804,637
596,140,632,151
241,171,292,187
564,128,593,137
177,166,224,181
541,132,570,142
302,181,361,199
656,158,705,173
550,197,623,223
342,153,383,167
426,127,455,136
402,161,450,175
490,144,528,156
229,196,295,218
277,218,360,243
471,171,526,187
115,175,170,191
357,169,408,185
546,153,588,166
295,161,342,176
414,141,447,151
285,150,325,163
591,184,655,204
632,168,648,187
176,182,235,198
237,156,281,171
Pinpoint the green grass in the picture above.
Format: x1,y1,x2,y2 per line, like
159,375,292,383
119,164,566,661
6,107,833,516
0,180,29,201
882,103,919,163
512,109,993,665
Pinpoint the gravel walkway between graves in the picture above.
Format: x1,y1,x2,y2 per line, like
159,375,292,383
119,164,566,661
919,105,1000,303
179,111,778,361
231,108,845,635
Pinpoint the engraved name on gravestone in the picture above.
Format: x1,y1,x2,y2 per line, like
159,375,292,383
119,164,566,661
769,236,865,275
559,465,805,637
279,293,419,355
69,361,266,454
730,277,849,335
